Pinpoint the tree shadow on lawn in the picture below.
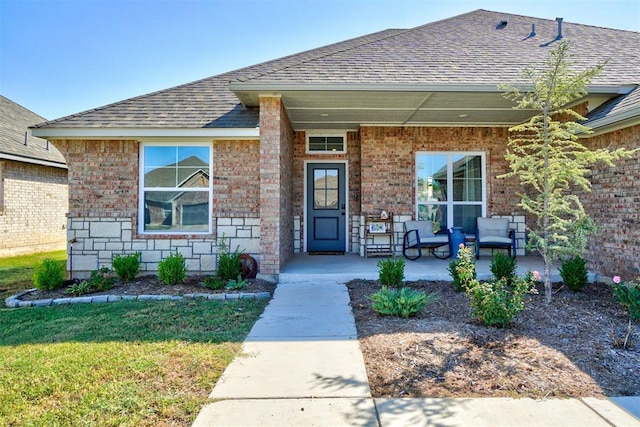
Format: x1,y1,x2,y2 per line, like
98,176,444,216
347,280,640,398
0,299,269,346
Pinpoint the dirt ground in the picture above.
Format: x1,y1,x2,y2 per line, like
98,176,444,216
19,275,276,301
347,280,639,399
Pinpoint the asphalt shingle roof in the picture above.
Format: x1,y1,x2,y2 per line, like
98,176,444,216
32,9,639,130
0,96,66,167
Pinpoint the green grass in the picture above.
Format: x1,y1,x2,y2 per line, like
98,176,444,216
0,298,268,426
0,250,67,299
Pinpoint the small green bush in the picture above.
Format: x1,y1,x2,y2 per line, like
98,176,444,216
225,275,248,291
158,252,187,285
448,245,476,292
203,276,225,290
377,257,405,288
33,258,66,291
559,256,589,291
216,236,242,282
369,286,439,318
112,252,141,282
490,252,517,285
65,280,92,296
613,278,640,321
86,267,115,291
466,273,536,328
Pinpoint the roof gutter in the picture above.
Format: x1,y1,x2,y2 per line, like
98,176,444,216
31,127,261,140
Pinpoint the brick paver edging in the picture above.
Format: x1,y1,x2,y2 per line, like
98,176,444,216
5,289,272,308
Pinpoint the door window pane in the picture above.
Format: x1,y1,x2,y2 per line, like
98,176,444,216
313,168,339,209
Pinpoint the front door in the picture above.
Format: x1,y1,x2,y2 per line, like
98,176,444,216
306,163,346,253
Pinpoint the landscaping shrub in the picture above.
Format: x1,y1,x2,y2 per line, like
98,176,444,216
65,280,92,296
225,275,248,291
490,252,517,285
203,276,225,290
86,267,116,291
377,257,405,288
158,252,187,285
112,252,141,282
369,286,439,318
613,277,640,321
448,244,476,292
216,236,242,282
559,256,589,291
466,272,537,328
33,258,65,291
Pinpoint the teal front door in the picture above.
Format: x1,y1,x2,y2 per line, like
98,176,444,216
306,163,346,252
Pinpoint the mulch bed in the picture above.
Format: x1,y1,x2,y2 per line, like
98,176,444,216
347,280,639,399
18,275,276,301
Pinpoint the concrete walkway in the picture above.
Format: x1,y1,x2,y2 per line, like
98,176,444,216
192,279,640,426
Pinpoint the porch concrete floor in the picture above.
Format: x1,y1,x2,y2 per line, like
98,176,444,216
279,253,570,284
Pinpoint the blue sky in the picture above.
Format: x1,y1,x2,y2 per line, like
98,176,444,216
1,0,638,121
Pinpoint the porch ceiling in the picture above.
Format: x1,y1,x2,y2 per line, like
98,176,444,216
233,88,539,130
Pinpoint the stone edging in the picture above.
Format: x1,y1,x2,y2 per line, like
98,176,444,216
5,289,272,308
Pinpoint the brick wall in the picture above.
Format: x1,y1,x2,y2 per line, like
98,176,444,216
582,124,640,279
53,139,261,277
214,140,260,215
0,159,68,256
360,126,520,217
259,96,294,277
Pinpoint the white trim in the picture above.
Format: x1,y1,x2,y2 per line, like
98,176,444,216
415,151,487,230
138,141,214,235
303,160,349,253
305,130,347,154
0,153,67,169
31,127,260,140
231,82,627,94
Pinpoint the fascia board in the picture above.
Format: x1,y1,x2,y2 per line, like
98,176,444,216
30,128,260,140
0,152,68,169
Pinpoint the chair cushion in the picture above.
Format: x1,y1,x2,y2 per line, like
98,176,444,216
477,217,509,238
479,236,512,244
421,235,449,245
404,220,434,237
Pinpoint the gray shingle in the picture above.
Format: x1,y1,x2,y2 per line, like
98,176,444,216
0,96,66,166
32,10,639,130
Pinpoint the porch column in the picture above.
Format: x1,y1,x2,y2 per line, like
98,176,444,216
259,96,294,279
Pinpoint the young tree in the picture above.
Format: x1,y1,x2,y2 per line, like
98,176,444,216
499,40,634,303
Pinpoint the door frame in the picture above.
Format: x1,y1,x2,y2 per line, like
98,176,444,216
303,160,349,253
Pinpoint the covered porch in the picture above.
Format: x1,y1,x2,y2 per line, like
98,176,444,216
279,253,571,284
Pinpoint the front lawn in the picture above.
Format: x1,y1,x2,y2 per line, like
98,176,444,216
0,298,268,426
0,250,67,299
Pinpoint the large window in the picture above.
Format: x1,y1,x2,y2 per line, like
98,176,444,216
140,143,212,234
416,152,486,234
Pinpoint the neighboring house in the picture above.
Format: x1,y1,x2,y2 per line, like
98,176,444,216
0,96,68,257
31,10,640,280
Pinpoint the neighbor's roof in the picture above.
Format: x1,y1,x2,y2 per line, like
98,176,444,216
0,96,66,168
31,9,639,132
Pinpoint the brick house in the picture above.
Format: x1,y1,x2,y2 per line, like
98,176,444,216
0,96,68,257
31,10,640,280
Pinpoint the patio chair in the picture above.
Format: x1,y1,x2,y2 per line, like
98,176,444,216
475,217,516,259
402,220,450,260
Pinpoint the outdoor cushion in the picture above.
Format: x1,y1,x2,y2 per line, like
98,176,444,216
402,220,450,260
475,217,516,259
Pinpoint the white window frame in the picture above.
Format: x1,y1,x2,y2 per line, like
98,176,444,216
415,151,487,232
305,131,347,154
139,142,213,235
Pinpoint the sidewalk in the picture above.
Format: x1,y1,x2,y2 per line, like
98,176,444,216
192,279,640,426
